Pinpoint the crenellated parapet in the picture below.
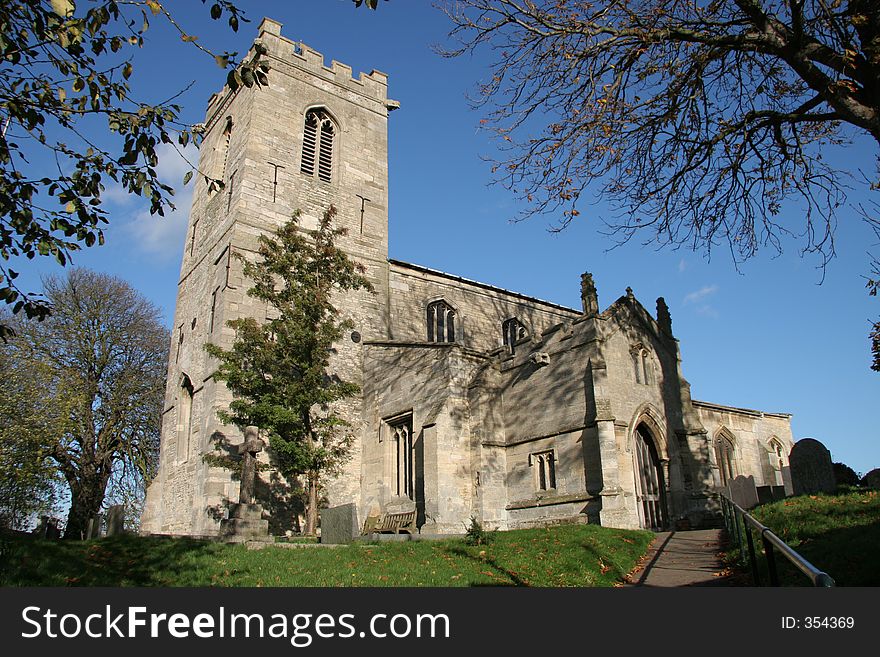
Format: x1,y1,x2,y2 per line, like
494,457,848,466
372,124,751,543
258,18,392,99
202,18,397,135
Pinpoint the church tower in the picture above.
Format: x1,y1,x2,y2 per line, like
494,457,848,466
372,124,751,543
141,18,397,535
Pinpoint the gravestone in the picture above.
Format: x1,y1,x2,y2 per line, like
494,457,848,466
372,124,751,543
86,513,103,539
727,475,759,509
756,485,787,506
320,503,359,544
861,468,880,490
789,438,835,496
33,516,60,539
237,426,264,505
45,517,60,539
220,426,270,543
781,465,794,496
106,505,125,536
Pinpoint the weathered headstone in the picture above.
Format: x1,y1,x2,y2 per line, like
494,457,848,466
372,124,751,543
45,517,60,539
106,505,125,536
781,465,794,496
320,503,359,544
727,475,759,509
789,438,835,496
861,468,880,490
86,513,103,539
756,485,787,506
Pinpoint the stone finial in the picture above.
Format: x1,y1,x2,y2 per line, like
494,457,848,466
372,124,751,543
625,286,634,300
656,297,673,336
580,272,599,316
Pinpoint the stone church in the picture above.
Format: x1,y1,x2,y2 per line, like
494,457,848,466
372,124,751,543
141,19,795,537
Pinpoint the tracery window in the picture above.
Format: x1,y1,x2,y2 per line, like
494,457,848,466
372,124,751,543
768,438,786,485
386,414,414,500
530,450,556,491
502,317,528,352
427,300,456,343
715,433,737,486
631,344,654,385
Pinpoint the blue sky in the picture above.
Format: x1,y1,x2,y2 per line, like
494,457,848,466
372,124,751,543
15,1,880,473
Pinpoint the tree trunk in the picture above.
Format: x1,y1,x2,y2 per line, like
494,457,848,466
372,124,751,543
304,469,319,536
64,476,108,539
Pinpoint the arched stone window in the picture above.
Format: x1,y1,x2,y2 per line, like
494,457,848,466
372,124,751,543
768,437,786,485
300,108,336,183
630,344,653,385
220,116,233,181
178,375,194,462
386,414,414,500
529,450,556,491
427,300,456,343
502,317,528,352
642,351,653,385
715,431,737,486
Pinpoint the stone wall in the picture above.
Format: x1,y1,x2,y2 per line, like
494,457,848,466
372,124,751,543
387,261,578,351
695,401,795,488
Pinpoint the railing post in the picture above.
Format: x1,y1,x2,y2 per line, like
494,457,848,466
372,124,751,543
744,526,760,585
762,531,779,586
733,508,744,562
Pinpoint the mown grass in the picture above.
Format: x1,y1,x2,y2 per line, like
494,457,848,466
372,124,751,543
0,523,653,587
727,490,880,586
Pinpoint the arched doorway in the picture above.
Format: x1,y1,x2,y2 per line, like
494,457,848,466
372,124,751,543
633,424,667,531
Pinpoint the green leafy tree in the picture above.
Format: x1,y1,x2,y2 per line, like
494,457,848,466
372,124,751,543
0,335,69,529
206,206,373,535
3,268,168,538
0,0,269,337
443,0,880,365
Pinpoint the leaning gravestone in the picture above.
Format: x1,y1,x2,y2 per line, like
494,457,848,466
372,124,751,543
320,503,359,544
727,475,759,509
789,438,836,496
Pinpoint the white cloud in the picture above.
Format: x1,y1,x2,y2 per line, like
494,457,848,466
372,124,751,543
121,143,198,259
682,284,720,319
677,258,687,273
683,284,718,305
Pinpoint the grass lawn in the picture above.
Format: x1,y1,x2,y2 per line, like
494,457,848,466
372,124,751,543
0,523,654,587
728,490,880,586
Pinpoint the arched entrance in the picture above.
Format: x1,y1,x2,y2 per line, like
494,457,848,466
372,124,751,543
633,424,667,531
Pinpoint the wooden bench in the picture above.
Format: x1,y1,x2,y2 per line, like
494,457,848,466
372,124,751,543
362,510,417,535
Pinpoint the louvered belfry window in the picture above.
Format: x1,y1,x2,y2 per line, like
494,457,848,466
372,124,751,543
300,109,335,183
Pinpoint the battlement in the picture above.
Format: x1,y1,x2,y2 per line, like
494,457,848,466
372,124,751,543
204,18,396,133
259,17,390,95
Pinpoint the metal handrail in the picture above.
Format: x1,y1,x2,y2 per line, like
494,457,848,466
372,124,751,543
719,494,835,587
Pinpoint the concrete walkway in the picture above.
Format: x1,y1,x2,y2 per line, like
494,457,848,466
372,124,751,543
625,529,744,587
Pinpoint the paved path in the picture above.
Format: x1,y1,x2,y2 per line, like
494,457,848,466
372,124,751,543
625,529,744,587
